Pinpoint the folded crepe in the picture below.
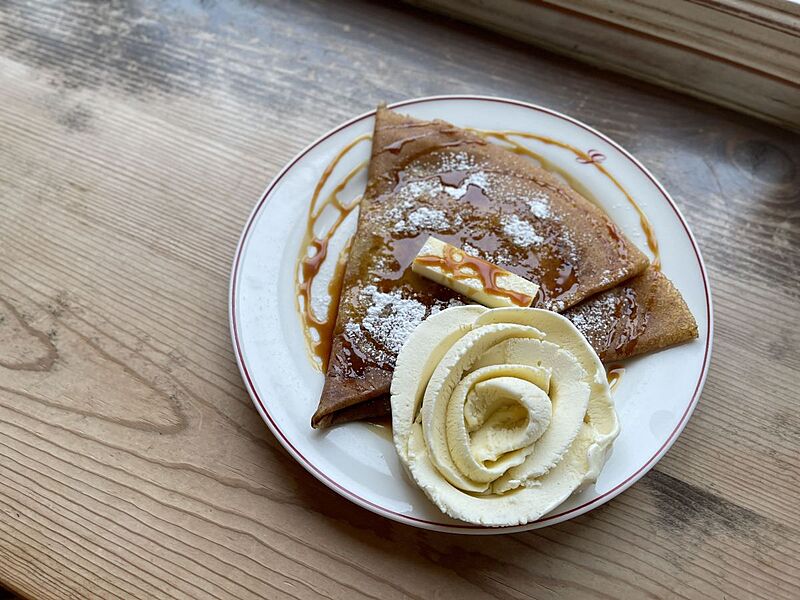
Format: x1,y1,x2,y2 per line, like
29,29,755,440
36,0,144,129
564,266,698,362
312,107,696,428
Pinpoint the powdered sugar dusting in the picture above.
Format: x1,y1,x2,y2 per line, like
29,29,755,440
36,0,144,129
444,171,489,199
567,293,617,341
493,251,513,267
527,193,551,219
385,199,414,224
462,243,480,257
394,207,456,235
396,179,440,204
344,286,464,367
597,268,622,288
438,151,478,173
384,150,494,233
361,286,425,354
430,297,464,314
501,214,544,247
344,321,362,340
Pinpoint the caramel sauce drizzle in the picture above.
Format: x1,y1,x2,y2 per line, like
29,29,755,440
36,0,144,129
532,255,579,308
415,245,534,306
608,286,649,356
297,127,660,372
606,364,625,392
296,134,371,370
469,129,660,270
383,133,433,153
380,128,479,155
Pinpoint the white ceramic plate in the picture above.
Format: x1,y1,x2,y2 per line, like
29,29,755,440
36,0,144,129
229,96,712,534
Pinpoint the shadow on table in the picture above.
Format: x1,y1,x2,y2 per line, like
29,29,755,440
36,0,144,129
0,586,21,599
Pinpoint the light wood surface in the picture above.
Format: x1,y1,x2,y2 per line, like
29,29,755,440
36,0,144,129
407,0,800,131
1,1,798,599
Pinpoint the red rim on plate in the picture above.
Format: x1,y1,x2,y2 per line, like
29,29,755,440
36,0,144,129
229,95,713,533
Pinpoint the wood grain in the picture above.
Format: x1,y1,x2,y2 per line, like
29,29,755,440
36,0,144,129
406,0,800,130
0,1,798,598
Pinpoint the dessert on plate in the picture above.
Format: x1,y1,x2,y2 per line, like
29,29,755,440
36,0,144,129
311,107,697,428
390,305,620,526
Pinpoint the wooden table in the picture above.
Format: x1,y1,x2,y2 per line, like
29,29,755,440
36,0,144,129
1,1,798,598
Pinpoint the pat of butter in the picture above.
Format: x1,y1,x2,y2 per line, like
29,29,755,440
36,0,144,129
411,237,539,308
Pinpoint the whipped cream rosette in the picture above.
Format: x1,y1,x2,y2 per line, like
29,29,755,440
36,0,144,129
391,306,619,526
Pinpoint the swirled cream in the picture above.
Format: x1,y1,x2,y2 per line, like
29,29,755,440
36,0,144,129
391,306,619,526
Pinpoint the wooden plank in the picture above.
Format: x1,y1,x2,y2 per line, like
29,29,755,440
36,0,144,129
0,0,798,598
407,0,800,130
